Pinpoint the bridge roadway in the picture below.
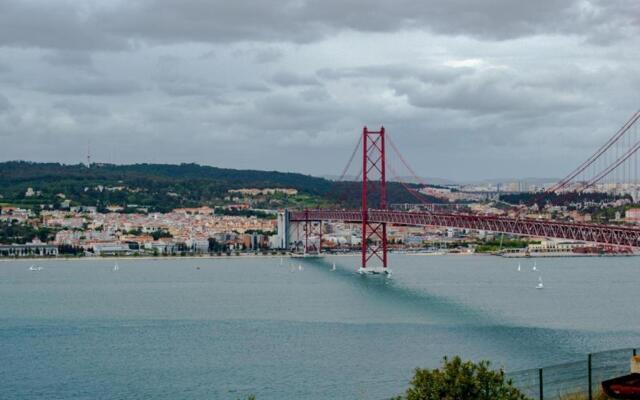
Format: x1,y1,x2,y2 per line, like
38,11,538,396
289,209,640,248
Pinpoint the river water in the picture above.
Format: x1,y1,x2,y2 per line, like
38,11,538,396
1,255,638,399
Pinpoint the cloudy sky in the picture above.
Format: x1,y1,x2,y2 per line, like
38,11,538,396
0,0,639,181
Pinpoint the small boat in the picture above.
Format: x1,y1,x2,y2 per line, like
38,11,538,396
532,261,537,271
536,276,544,289
517,263,521,272
28,265,42,271
331,262,336,271
298,264,303,271
113,263,119,271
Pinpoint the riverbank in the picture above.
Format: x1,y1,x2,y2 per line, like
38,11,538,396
0,252,365,262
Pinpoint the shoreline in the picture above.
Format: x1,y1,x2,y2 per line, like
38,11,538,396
0,253,364,262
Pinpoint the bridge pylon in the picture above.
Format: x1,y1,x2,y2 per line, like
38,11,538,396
360,126,390,275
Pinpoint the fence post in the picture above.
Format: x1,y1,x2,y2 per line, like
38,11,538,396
539,368,544,400
588,353,592,400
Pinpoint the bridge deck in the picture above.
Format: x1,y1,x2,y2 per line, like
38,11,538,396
290,209,640,248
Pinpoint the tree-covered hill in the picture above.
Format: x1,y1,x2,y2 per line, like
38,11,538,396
0,161,439,212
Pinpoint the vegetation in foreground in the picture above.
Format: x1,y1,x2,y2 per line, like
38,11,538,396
228,356,619,400
392,356,530,400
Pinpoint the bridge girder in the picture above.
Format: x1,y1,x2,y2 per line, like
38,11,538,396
290,209,640,248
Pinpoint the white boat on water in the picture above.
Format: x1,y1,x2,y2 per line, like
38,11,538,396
517,263,521,272
331,262,336,271
113,263,119,271
536,276,544,289
532,261,538,271
28,265,42,271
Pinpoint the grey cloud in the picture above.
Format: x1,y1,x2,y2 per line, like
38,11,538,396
393,68,592,116
2,0,637,51
0,1,638,181
236,83,271,93
232,46,285,64
52,100,105,117
0,0,124,50
96,0,640,45
156,79,222,97
0,93,11,112
35,76,143,96
271,71,320,87
252,47,284,64
299,88,331,102
42,50,94,68
318,65,472,84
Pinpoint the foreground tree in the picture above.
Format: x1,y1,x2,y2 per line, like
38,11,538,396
394,356,530,400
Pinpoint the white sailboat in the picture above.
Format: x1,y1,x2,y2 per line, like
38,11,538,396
517,263,521,272
532,261,537,271
113,263,119,271
536,276,544,289
331,262,336,271
298,264,303,271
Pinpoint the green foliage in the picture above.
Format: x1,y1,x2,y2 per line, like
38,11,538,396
394,356,530,400
58,244,84,255
474,239,538,253
0,221,57,244
0,161,445,211
214,207,276,219
151,229,172,240
0,161,332,212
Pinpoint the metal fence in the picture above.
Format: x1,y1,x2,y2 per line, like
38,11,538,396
507,348,638,400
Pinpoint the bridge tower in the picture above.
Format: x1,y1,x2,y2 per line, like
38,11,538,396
360,126,389,274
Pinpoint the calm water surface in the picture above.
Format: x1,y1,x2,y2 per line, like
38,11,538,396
1,255,638,399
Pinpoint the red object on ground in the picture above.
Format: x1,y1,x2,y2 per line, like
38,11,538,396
602,373,640,399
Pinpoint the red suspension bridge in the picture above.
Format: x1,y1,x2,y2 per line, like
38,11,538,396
286,112,640,273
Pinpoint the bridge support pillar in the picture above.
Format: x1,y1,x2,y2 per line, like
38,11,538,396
360,126,390,274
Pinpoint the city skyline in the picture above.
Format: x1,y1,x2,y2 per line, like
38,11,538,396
0,1,639,181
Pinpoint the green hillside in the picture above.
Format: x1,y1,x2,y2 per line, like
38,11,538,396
0,161,438,212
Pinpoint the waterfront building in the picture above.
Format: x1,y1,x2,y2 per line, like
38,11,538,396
0,243,59,257
625,208,640,224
